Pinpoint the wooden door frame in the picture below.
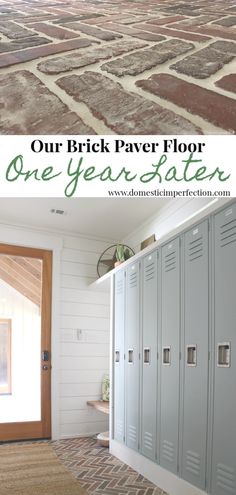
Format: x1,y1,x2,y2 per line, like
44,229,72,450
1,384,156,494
0,243,52,441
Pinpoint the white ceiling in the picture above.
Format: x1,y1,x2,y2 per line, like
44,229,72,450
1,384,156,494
0,198,171,241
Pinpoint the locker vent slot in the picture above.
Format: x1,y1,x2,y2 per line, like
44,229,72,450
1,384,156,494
186,345,197,367
115,420,123,439
115,351,120,363
220,219,236,247
145,262,155,282
163,346,171,365
164,251,176,272
216,463,235,493
144,348,151,364
217,343,231,367
186,451,200,477
116,279,124,295
189,235,203,262
144,431,153,451
129,271,137,288
128,349,134,364
128,425,137,443
162,440,174,463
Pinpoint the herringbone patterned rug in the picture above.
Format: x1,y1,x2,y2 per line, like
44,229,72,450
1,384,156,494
53,437,168,495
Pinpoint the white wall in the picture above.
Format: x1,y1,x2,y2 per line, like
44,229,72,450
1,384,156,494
123,198,230,251
59,234,111,438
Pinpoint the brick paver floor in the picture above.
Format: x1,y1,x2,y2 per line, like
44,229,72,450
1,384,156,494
0,0,235,134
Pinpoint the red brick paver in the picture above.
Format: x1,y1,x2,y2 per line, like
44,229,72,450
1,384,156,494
57,71,202,134
215,74,236,94
0,70,94,134
0,0,235,134
136,73,236,133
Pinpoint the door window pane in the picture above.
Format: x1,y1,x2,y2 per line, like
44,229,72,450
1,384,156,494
0,320,11,394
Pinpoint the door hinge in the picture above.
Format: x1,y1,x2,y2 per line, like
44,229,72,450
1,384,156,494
179,351,182,360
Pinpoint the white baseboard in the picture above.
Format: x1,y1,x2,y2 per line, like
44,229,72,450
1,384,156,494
110,440,207,495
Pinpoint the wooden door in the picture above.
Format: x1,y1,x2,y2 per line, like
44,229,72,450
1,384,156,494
0,243,52,441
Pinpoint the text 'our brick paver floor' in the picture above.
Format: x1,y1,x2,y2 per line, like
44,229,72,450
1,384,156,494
0,0,235,134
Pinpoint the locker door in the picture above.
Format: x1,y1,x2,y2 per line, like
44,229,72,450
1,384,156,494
211,204,236,495
181,220,209,490
125,261,140,451
160,238,180,474
141,250,158,461
114,269,125,443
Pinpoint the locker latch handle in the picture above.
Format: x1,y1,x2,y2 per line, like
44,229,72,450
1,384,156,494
144,348,151,364
163,346,171,365
115,351,120,363
186,345,197,367
217,342,231,368
128,349,134,364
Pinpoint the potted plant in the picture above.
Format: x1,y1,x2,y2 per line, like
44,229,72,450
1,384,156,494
114,244,132,267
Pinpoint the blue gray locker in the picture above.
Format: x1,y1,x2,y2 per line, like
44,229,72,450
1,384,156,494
181,220,209,490
125,261,140,451
160,238,180,474
114,270,125,444
211,204,236,495
141,251,158,461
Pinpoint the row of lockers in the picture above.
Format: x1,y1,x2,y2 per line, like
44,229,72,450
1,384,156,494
113,202,236,495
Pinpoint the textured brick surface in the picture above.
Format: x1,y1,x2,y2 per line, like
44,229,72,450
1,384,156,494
215,74,236,94
213,16,236,27
136,74,236,133
0,0,235,134
102,39,194,77
146,15,187,25
57,71,202,134
38,40,147,74
136,23,211,41
29,22,80,40
0,37,51,53
58,22,122,41
53,437,168,495
0,37,96,68
171,41,236,78
0,70,94,134
0,20,37,39
99,22,166,41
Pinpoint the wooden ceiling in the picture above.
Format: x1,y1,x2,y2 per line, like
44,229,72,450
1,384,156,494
0,255,42,307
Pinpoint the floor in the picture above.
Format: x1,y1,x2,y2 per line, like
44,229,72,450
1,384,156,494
53,436,167,495
0,0,235,135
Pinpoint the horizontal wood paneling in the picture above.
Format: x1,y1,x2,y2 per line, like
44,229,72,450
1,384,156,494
60,383,104,397
61,409,106,424
60,356,109,371
59,234,110,439
60,329,109,345
61,274,95,290
61,261,97,279
60,343,109,357
60,369,108,384
60,396,101,411
61,301,109,318
62,249,100,265
60,314,109,331
60,421,108,437
61,288,109,305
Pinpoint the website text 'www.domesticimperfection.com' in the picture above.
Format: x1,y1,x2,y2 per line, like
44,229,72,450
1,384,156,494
108,189,231,198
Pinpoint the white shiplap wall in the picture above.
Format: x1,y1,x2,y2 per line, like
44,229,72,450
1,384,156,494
59,234,111,438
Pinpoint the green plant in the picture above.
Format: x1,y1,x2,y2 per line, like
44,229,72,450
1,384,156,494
115,244,132,262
